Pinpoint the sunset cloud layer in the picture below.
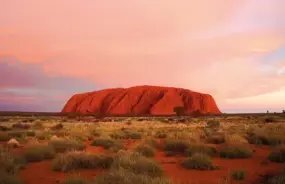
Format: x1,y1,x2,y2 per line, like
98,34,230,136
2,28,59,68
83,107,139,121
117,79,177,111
1,0,285,112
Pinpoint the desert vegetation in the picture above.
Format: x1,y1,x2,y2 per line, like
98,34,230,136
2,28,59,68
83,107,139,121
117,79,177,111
0,114,285,184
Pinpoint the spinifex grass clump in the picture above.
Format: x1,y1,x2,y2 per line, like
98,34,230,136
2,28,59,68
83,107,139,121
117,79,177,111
49,139,86,153
184,144,217,157
25,144,55,162
246,125,285,146
0,132,10,141
206,120,220,129
52,151,113,172
91,137,125,152
0,171,22,184
110,130,142,140
206,132,225,144
181,153,215,170
133,144,155,157
164,139,190,154
268,146,285,163
231,169,246,181
219,143,253,159
111,151,163,178
0,147,26,174
93,168,172,184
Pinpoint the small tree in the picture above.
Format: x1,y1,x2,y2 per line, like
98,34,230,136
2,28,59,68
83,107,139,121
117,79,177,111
173,106,185,116
282,110,285,113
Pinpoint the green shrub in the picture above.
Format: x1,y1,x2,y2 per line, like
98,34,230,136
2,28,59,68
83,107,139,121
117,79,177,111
52,151,113,172
220,144,253,159
0,171,22,184
61,178,87,184
264,117,277,123
133,144,155,157
142,138,158,148
207,133,225,144
93,168,172,184
49,139,86,153
26,131,36,137
91,138,115,149
247,132,285,146
0,148,26,175
61,176,88,184
206,120,220,128
51,123,64,130
91,138,125,151
231,169,246,180
36,132,50,140
268,146,285,163
155,131,167,139
164,139,189,154
0,132,10,141
110,131,142,140
7,131,27,138
12,123,30,129
185,144,217,157
181,153,215,170
33,121,44,129
266,172,285,184
25,144,55,162
111,151,163,177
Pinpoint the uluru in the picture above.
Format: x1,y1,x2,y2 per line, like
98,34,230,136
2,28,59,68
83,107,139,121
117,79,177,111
62,85,221,116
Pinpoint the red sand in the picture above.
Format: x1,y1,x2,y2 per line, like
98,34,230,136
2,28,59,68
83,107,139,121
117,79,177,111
15,141,284,184
19,161,104,184
62,85,221,115
155,145,284,184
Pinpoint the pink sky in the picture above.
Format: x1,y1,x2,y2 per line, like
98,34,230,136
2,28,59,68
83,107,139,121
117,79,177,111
1,0,285,113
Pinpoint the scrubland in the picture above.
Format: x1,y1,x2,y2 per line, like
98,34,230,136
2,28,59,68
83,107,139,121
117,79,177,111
1,114,285,184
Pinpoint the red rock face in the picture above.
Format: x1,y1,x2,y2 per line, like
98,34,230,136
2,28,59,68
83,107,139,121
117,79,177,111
62,85,221,115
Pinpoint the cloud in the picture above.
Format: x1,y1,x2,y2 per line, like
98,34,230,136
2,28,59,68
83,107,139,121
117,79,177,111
0,56,98,111
1,0,285,112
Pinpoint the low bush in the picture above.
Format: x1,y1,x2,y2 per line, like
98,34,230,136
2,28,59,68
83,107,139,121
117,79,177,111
111,151,163,177
61,176,88,184
36,132,50,140
142,138,158,148
51,123,64,130
111,131,143,140
91,138,125,151
133,144,155,157
185,144,217,157
219,144,253,159
231,169,246,180
52,151,113,172
49,139,86,153
266,172,285,184
12,123,30,129
0,132,10,141
268,146,285,163
7,131,27,138
164,139,189,154
181,153,215,170
0,171,22,184
93,168,172,184
91,138,115,149
0,147,26,175
155,131,167,139
206,133,225,144
26,131,36,137
0,125,11,131
206,120,220,128
25,144,55,162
